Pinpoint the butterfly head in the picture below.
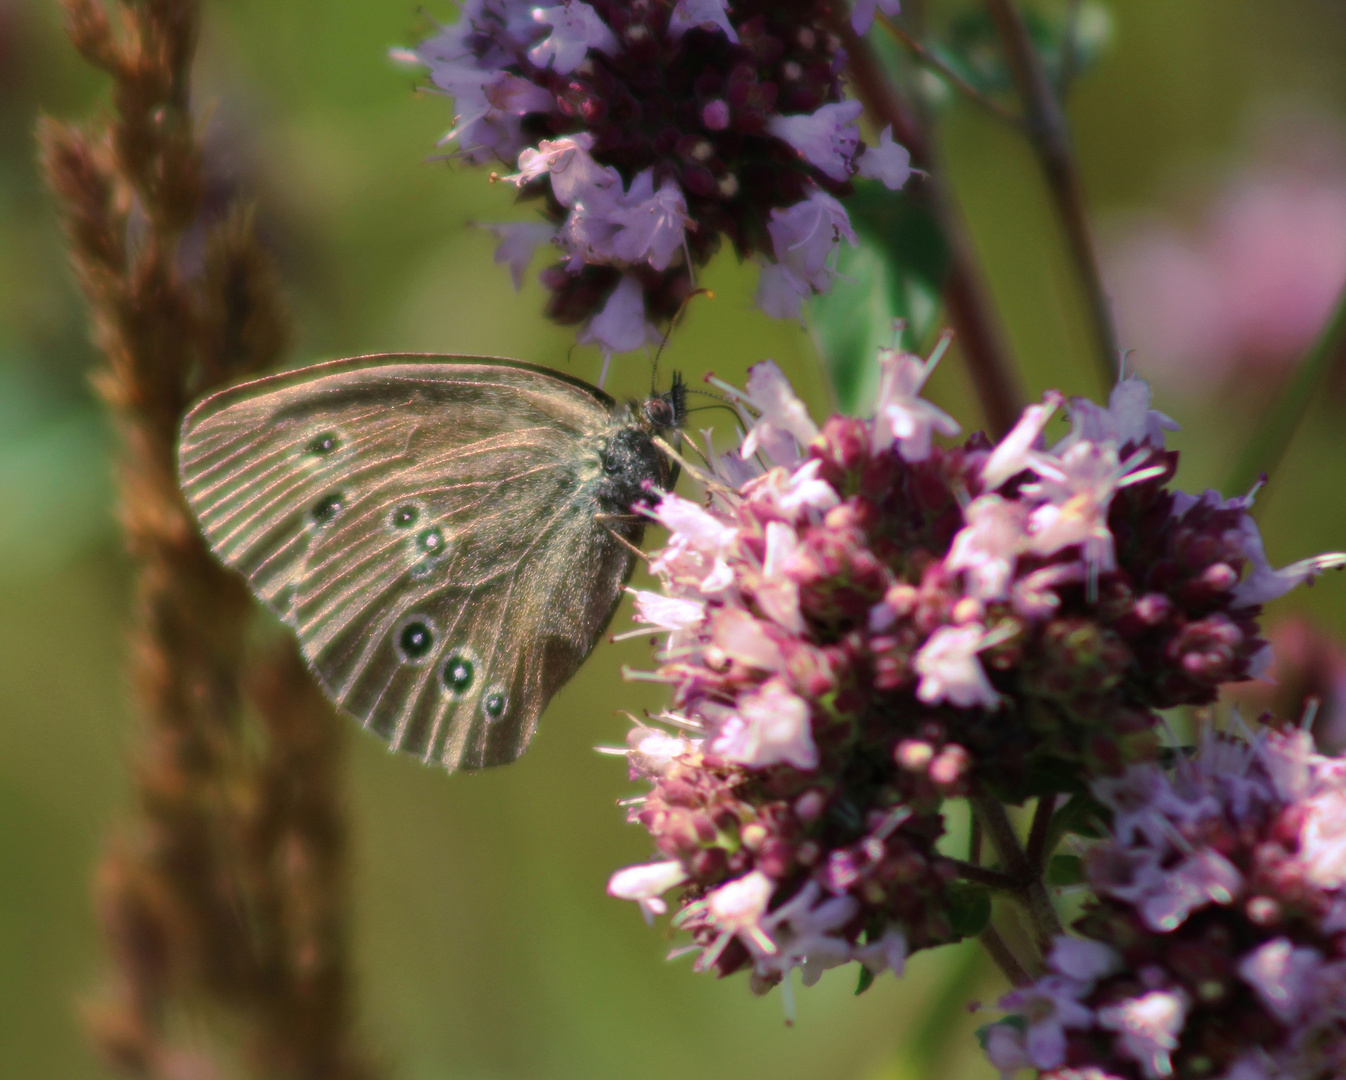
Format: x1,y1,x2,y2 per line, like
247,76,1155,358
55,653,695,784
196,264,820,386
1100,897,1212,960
641,371,687,436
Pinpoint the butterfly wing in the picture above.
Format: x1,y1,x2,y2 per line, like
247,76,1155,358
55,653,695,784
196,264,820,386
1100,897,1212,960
178,354,645,770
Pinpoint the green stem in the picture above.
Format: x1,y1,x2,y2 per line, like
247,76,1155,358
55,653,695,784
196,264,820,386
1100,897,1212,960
984,0,1117,395
1225,283,1346,500
879,16,1025,126
971,797,1062,955
980,925,1033,987
836,16,1027,438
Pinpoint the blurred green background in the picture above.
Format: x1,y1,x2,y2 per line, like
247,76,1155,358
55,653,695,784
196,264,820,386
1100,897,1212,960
4,0,1346,1077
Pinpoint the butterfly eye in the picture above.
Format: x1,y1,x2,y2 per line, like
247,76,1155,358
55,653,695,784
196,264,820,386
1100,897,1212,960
395,617,436,664
644,398,673,428
389,504,420,529
306,432,342,456
482,688,507,722
310,491,346,524
440,652,476,697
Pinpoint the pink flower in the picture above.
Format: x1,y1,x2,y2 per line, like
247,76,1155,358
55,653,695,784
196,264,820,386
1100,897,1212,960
945,495,1027,601
1298,785,1346,889
608,859,690,921
1106,120,1346,391
981,393,1061,490
529,3,619,73
1096,989,1189,1080
755,521,805,633
913,623,1000,710
630,590,705,633
768,101,864,182
1238,938,1326,1024
711,677,818,770
871,338,960,461
735,360,821,464
692,870,777,968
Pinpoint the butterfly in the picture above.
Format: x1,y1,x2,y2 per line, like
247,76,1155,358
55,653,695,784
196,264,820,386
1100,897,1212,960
178,353,686,772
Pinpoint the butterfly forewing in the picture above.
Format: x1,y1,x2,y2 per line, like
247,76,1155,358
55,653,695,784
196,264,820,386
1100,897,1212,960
178,354,652,770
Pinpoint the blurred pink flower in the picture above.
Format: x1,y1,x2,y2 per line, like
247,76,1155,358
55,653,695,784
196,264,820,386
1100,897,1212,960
1105,116,1346,391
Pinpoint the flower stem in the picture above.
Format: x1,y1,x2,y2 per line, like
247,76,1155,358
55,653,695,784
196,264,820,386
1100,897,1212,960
1025,793,1057,870
971,797,1063,953
1225,281,1346,500
949,859,1021,891
984,0,1117,395
980,925,1034,987
836,17,1026,438
878,16,1025,127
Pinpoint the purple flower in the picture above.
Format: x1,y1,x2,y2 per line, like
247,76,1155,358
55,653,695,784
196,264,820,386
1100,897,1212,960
850,0,902,34
528,3,619,73
608,170,692,271
480,221,558,290
760,189,858,321
768,101,865,183
667,0,738,42
856,125,913,190
999,975,1096,1069
576,274,659,356
1047,937,1122,983
509,134,619,208
403,0,913,351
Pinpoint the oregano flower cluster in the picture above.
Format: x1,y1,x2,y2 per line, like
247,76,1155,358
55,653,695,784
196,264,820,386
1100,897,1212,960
399,0,912,358
605,348,1345,1003
985,725,1346,1080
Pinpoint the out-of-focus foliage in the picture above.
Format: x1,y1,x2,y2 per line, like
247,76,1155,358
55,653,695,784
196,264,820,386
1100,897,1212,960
5,0,1346,1076
809,184,950,413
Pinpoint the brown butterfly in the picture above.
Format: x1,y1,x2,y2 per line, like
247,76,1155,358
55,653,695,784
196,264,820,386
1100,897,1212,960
178,354,685,771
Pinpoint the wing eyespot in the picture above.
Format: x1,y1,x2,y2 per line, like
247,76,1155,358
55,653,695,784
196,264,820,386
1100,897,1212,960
310,490,347,525
305,431,342,456
481,686,507,723
408,523,453,578
388,502,423,531
293,426,352,469
439,648,479,701
394,615,438,665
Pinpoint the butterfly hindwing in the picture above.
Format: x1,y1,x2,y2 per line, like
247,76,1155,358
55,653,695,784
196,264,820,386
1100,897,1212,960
178,354,647,770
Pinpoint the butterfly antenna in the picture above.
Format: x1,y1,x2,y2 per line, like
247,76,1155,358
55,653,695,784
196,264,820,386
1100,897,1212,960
652,287,716,392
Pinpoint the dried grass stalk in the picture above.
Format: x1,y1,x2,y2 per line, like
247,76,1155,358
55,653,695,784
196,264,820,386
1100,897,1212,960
41,2,378,1077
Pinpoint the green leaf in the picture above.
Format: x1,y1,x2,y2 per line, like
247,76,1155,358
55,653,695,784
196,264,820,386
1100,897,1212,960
806,182,950,414
945,880,993,938
855,965,876,996
1046,854,1085,886
1045,791,1107,850
931,3,1113,98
